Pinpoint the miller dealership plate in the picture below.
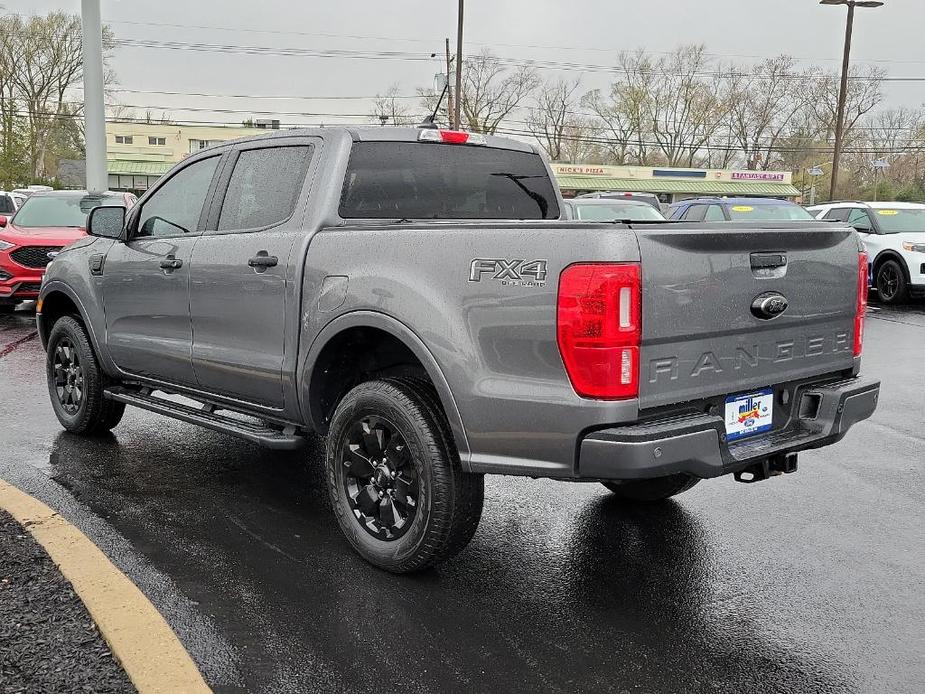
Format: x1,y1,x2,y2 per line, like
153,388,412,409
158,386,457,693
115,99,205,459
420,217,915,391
724,389,773,441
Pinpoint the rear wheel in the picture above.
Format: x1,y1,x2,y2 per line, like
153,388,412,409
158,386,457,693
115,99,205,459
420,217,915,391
326,377,484,573
46,316,125,434
875,259,907,304
601,474,699,502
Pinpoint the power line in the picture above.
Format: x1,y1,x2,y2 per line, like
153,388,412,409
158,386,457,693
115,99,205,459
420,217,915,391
109,38,925,84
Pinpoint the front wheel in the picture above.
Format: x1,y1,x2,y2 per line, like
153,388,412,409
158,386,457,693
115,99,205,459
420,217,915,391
326,377,484,573
46,316,125,434
875,259,907,304
602,474,699,502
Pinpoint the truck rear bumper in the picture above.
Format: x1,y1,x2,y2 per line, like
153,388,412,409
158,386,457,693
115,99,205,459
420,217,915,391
578,376,880,481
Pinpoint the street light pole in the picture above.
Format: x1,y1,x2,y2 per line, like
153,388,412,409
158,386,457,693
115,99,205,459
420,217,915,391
80,0,107,193
454,0,464,130
821,0,884,201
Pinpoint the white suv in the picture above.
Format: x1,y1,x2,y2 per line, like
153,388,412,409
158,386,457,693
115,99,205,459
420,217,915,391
807,201,925,304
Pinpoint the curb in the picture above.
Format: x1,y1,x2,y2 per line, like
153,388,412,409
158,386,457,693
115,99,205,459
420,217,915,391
0,479,211,694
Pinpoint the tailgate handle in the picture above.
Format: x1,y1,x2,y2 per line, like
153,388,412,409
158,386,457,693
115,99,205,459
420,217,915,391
751,252,787,269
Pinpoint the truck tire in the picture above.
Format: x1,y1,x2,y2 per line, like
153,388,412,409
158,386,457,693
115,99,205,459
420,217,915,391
601,474,699,502
326,377,484,573
46,316,125,434
875,259,907,304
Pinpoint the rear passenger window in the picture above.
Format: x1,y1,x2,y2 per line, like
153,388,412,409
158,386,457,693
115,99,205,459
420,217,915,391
218,145,313,231
704,205,725,221
824,208,849,222
683,205,707,222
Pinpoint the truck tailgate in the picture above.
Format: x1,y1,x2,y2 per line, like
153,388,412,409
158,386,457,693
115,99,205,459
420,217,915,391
636,223,860,409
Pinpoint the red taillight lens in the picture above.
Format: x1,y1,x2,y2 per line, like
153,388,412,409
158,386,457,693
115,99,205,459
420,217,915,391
557,263,641,399
854,253,868,357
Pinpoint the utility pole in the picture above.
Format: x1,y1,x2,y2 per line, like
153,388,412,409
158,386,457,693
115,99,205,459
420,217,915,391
445,38,454,129
822,0,884,201
81,0,107,193
454,0,464,130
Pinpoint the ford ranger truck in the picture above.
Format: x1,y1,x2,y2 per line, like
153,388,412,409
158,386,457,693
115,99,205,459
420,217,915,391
36,127,880,573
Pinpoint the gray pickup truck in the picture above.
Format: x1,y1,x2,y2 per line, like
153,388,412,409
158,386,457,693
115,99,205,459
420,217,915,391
37,127,879,572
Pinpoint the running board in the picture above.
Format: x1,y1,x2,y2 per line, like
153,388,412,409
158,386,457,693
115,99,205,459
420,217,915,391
104,386,305,450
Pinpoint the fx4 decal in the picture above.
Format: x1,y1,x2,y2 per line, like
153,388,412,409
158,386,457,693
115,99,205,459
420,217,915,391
468,258,548,287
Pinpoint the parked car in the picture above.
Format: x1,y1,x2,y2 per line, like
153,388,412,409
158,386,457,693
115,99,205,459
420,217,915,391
37,127,878,573
562,198,666,222
576,191,663,211
668,197,814,222
0,190,135,311
807,201,925,304
0,192,19,216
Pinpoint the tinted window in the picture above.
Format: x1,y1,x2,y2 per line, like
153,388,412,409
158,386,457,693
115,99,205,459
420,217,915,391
340,142,560,220
869,208,925,233
12,193,124,228
703,204,726,221
137,155,220,238
823,208,850,222
0,194,15,214
217,146,313,231
726,202,814,221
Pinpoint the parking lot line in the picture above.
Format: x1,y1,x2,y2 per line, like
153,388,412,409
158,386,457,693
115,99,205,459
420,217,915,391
0,479,211,694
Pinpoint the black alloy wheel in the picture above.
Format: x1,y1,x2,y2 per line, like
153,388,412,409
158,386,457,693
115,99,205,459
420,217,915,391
52,337,84,414
342,415,419,540
46,316,125,434
876,259,906,304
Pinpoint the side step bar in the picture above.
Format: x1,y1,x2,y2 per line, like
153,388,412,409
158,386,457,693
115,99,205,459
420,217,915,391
104,386,305,450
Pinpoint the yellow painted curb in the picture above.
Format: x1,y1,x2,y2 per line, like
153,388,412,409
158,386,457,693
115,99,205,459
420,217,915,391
0,480,211,694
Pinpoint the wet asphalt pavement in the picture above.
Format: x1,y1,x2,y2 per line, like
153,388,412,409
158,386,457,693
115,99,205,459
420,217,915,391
0,303,923,694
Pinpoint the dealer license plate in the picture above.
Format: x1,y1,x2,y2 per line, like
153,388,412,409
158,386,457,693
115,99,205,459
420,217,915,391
724,389,773,441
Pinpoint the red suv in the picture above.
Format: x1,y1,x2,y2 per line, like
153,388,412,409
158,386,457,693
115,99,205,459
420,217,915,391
0,190,135,311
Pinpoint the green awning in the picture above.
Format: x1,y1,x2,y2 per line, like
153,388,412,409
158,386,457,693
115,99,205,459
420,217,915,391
107,160,174,176
555,175,800,197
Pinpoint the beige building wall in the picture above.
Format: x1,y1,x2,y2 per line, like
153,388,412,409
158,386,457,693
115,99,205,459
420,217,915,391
106,121,266,165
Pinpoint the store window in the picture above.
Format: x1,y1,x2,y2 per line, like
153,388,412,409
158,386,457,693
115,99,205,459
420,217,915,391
115,135,133,144
148,136,166,146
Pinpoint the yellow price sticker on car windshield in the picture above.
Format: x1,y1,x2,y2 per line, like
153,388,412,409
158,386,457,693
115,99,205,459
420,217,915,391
877,209,899,216
731,205,754,212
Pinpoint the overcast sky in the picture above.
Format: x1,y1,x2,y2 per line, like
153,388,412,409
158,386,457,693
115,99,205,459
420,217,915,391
10,0,925,127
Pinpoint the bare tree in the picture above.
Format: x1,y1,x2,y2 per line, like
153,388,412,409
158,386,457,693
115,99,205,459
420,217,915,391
727,56,813,170
807,64,884,144
458,50,539,134
3,11,114,178
527,78,583,160
371,84,418,127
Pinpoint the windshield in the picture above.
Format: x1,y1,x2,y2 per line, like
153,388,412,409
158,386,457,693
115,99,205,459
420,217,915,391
11,194,122,228
340,142,560,220
871,208,925,233
726,202,814,221
573,202,664,222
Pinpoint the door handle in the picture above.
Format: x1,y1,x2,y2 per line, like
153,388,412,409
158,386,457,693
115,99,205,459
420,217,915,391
248,253,278,270
159,256,183,270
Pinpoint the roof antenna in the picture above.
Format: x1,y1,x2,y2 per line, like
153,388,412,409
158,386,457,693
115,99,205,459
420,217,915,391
418,81,448,129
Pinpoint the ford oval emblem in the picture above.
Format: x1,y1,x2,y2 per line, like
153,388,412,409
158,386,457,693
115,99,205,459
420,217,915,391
751,292,789,320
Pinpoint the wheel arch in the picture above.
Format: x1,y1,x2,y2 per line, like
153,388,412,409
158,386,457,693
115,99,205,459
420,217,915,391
872,249,910,282
300,311,470,465
37,282,100,352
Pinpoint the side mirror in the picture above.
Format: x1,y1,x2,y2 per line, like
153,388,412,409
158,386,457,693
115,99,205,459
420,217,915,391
87,205,126,239
0,215,7,228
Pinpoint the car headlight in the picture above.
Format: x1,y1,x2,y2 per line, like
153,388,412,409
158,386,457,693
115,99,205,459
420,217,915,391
901,242,925,253
0,240,14,251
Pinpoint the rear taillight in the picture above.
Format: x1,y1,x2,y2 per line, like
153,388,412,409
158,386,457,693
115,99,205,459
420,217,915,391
557,263,641,399
854,252,868,357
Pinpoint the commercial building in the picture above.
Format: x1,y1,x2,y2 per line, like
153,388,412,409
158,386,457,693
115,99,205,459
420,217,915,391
105,120,279,192
553,163,800,202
